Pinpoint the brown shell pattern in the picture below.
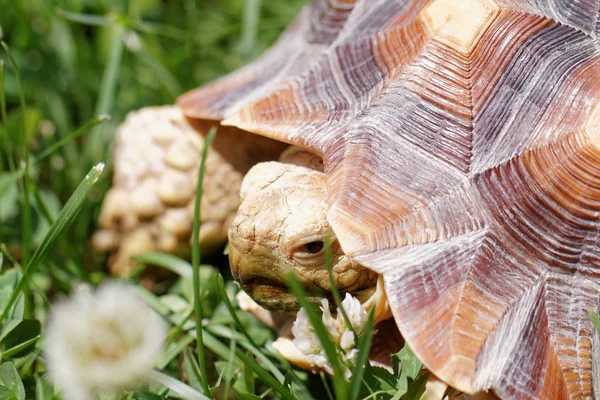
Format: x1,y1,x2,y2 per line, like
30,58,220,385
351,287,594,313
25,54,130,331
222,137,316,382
178,1,600,399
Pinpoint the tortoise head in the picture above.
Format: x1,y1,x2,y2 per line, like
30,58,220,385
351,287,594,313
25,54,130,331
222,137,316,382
228,161,378,312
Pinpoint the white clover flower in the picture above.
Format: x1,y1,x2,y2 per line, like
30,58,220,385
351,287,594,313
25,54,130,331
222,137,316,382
292,294,369,380
340,293,368,335
45,281,167,400
292,308,323,355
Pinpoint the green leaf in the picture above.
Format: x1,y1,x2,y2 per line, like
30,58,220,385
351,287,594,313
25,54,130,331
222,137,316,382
56,8,116,27
2,319,41,358
132,252,193,278
147,370,209,400
0,171,21,222
34,376,54,400
404,374,428,400
132,391,167,400
398,344,422,381
184,348,205,393
0,363,25,400
215,275,258,348
0,270,22,321
283,371,313,400
201,331,295,400
31,190,61,246
156,335,194,370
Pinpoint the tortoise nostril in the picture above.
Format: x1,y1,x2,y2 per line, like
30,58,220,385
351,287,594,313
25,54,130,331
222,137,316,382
303,241,324,254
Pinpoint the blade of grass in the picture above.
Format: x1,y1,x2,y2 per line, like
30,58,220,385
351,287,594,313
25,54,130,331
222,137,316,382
134,20,188,41
216,275,258,348
157,334,195,369
147,370,209,400
1,244,51,308
2,40,34,318
165,307,194,349
85,25,124,167
133,48,183,99
191,127,216,395
324,235,357,340
0,163,105,324
132,252,192,278
285,272,347,399
234,349,296,400
202,327,297,400
240,0,262,62
35,114,110,163
221,335,237,400
183,347,204,392
201,330,243,368
0,59,15,171
0,60,4,169
320,372,335,400
206,324,285,383
349,310,375,400
2,41,32,270
2,334,41,358
56,8,116,26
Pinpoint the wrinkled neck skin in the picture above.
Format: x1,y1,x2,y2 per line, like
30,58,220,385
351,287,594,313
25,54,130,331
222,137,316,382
228,149,390,321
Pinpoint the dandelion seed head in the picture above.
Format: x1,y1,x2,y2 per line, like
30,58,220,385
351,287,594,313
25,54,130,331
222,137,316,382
45,281,167,400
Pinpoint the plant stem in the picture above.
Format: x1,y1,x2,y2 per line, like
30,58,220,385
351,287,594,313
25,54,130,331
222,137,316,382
191,128,216,395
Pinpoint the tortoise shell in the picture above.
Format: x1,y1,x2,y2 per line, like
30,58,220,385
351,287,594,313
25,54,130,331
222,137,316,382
177,1,600,398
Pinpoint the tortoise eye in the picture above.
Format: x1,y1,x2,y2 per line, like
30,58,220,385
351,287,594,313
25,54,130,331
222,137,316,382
303,241,324,254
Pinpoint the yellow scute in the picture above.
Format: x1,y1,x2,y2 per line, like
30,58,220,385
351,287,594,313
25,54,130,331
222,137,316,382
420,0,500,53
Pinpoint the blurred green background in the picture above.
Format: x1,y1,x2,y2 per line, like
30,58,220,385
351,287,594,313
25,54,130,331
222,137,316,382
0,0,307,275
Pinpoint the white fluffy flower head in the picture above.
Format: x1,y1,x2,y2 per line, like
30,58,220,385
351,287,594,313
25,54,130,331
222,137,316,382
45,281,167,400
292,293,369,379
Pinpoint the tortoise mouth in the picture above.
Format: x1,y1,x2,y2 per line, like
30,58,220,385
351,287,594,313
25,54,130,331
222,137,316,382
240,276,333,312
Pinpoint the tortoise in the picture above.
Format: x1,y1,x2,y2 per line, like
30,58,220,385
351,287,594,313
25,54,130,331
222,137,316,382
172,0,600,399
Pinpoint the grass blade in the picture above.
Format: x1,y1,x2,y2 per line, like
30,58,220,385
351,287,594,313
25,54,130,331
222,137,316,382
0,59,14,171
285,273,347,399
0,60,5,169
0,163,105,324
147,370,209,400
206,324,285,383
349,310,375,400
216,275,258,348
85,25,124,167
2,41,32,270
133,252,193,278
324,235,356,339
223,343,296,400
191,127,216,395
240,0,262,62
56,8,116,26
35,114,110,163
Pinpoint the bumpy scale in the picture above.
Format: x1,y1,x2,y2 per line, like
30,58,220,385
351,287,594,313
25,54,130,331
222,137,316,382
178,1,600,399
93,106,243,276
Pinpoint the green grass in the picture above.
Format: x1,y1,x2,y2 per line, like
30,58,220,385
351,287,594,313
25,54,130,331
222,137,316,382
0,1,432,399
